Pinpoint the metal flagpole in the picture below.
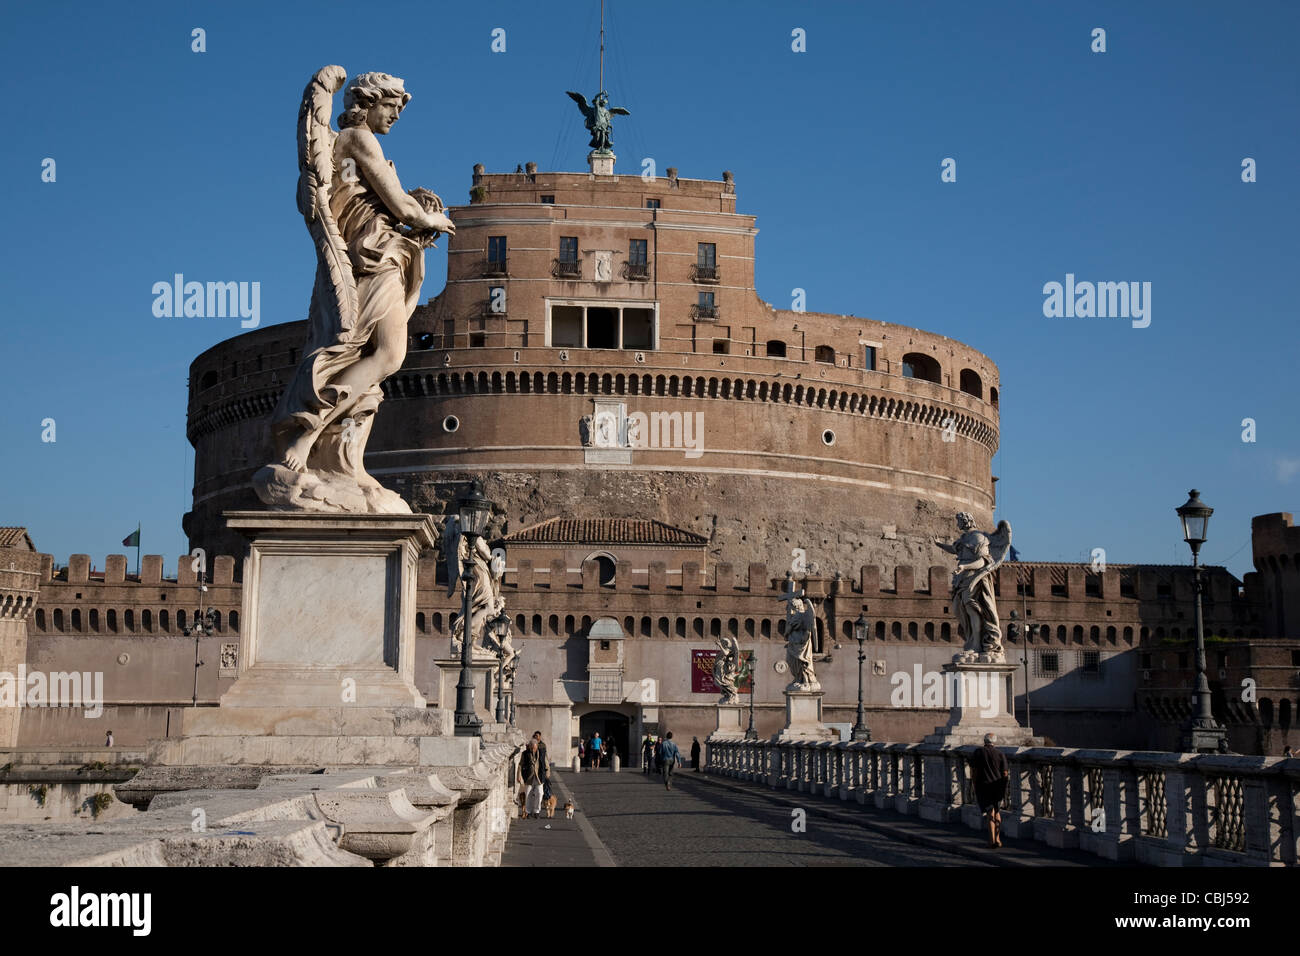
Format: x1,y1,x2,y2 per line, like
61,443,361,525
599,0,604,91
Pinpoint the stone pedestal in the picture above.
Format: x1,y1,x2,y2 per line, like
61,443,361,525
220,512,434,708
709,703,746,741
434,658,500,723
922,661,1042,747
771,689,834,743
588,150,615,175
148,512,491,768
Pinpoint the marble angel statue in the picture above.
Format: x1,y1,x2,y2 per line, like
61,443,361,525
254,66,455,513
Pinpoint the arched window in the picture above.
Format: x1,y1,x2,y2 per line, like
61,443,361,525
901,352,941,383
990,386,999,407
959,369,982,398
71,608,82,630
549,614,559,635
417,612,426,632
658,617,669,637
159,609,169,632
35,608,45,630
142,609,153,632
200,369,219,390
590,554,616,587
53,608,64,631
675,618,686,639
766,340,786,358
940,622,951,641
107,609,117,632
89,608,100,632
761,619,771,639
641,616,652,637
123,609,133,631
814,345,835,364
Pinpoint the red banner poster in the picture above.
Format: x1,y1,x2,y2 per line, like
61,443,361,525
692,650,752,694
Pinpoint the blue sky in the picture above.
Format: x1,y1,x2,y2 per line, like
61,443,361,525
1,0,1296,579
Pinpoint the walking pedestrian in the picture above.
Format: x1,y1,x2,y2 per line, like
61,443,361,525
105,730,114,748
659,732,683,790
969,732,1010,848
653,734,663,773
532,731,551,802
590,731,603,769
642,734,653,774
578,736,586,769
518,739,545,819
690,736,701,771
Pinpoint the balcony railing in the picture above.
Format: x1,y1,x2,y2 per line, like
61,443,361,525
704,739,1300,866
482,258,508,277
624,261,650,281
691,304,719,321
691,263,719,283
552,258,582,279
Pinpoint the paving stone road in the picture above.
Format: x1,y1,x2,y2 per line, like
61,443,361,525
533,768,992,867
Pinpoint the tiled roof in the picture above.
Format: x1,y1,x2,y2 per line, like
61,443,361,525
505,518,708,546
0,527,35,550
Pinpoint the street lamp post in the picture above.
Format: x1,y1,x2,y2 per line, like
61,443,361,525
851,612,871,741
744,650,758,740
454,479,492,737
491,613,509,723
1176,489,1228,753
182,576,215,707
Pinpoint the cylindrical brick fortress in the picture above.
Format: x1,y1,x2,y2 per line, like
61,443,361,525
186,167,1000,572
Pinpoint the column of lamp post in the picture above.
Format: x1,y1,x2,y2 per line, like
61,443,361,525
744,650,758,740
182,573,216,708
1176,490,1227,753
454,479,491,737
851,611,871,741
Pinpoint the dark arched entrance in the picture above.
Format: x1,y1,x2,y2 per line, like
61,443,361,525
579,709,631,769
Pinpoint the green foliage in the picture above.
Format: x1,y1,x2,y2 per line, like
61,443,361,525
28,784,48,807
89,791,114,818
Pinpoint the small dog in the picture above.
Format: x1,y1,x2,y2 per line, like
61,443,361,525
564,801,575,820
517,787,529,818
544,794,558,818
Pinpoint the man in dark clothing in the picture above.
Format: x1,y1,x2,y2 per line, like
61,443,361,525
690,737,701,771
642,734,653,774
532,731,550,802
969,733,1010,847
518,740,545,819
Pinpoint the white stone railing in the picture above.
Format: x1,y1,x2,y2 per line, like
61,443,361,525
704,738,1299,866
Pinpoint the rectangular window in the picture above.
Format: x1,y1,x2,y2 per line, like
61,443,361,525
646,198,660,209
699,291,715,308
559,236,578,262
697,243,716,267
551,305,583,347
863,345,877,371
487,236,507,274
622,307,654,349
1050,584,1067,597
1081,651,1101,675
1140,653,1152,670
541,195,555,204
1037,651,1059,676
587,307,619,349
629,239,647,265
1085,578,1101,597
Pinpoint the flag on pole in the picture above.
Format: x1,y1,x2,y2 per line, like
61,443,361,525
122,527,140,547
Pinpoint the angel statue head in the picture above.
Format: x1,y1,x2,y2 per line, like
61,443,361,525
338,72,412,132
955,511,976,531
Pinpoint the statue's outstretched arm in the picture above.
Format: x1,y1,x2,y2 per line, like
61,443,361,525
343,128,452,233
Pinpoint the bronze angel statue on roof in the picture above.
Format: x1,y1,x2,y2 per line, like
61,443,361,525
935,514,1013,662
566,90,630,153
253,67,455,513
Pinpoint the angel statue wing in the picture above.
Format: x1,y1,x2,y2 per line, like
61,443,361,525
986,520,1013,573
442,515,462,597
609,106,631,116
566,90,593,120
297,65,359,339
